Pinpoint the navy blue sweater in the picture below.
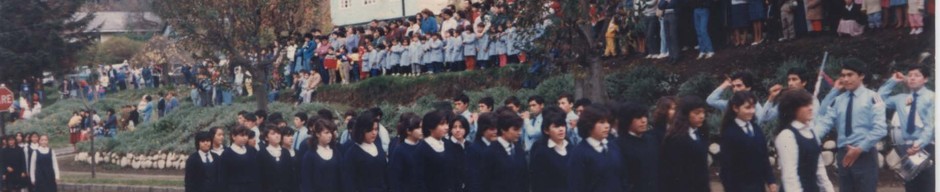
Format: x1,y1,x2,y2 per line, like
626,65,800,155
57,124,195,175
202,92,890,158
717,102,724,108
465,140,489,192
529,139,573,192
259,145,293,192
567,139,627,192
341,143,388,192
388,140,419,192
480,139,528,192
185,152,221,192
414,138,458,192
300,145,341,192
659,132,710,192
618,133,660,192
719,123,776,192
446,139,469,192
220,146,262,192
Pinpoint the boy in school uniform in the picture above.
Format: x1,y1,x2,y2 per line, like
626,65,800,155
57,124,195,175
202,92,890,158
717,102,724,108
480,111,529,192
186,131,221,192
813,59,887,192
707,71,768,123
522,96,546,152
877,65,934,191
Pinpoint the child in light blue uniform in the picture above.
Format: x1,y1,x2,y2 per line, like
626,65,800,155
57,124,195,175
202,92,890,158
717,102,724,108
361,46,372,79
462,27,477,71
409,36,423,76
373,44,387,77
475,23,490,70
491,26,506,67
388,40,403,75
428,34,444,74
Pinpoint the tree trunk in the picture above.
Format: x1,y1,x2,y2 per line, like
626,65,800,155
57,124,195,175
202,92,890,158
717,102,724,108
252,62,270,112
574,56,608,103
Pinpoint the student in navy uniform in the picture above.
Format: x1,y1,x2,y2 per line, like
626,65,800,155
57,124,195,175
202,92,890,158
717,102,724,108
388,112,423,192
280,127,300,192
414,110,457,192
877,65,934,192
659,96,710,192
529,106,572,192
616,102,659,192
3,136,28,191
467,112,498,192
774,89,835,192
480,111,528,192
567,105,626,192
209,127,226,156
813,59,886,192
28,135,58,192
259,126,292,192
301,119,343,192
341,112,388,192
650,96,677,143
220,126,261,192
185,131,221,192
448,114,470,192
718,92,778,192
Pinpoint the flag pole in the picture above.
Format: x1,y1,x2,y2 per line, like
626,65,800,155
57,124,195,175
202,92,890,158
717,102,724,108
813,52,829,98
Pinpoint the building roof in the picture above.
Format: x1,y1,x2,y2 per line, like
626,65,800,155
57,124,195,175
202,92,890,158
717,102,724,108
75,11,164,33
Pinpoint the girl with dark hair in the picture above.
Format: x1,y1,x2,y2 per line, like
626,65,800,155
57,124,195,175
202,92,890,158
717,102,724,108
718,92,778,192
529,106,572,192
209,127,226,156
448,114,470,191
3,136,27,191
774,89,834,192
568,105,625,191
659,96,710,192
616,102,659,192
341,112,388,192
259,127,291,192
220,126,261,192
301,119,342,192
388,112,422,192
415,110,458,191
467,112,497,192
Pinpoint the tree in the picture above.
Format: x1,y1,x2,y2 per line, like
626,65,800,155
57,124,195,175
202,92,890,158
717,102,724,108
153,0,321,111
514,0,622,103
0,0,98,83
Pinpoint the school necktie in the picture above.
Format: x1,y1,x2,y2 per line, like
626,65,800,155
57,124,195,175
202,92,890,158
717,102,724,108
845,93,854,137
203,154,210,166
601,143,608,155
507,144,513,156
745,123,753,137
907,93,918,134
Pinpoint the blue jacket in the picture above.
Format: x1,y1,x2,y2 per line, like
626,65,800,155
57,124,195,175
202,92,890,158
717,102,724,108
421,16,439,34
719,122,776,192
568,139,627,192
480,139,528,192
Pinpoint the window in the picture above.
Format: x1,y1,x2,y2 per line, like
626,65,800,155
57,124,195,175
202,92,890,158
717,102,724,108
340,0,351,8
364,0,377,5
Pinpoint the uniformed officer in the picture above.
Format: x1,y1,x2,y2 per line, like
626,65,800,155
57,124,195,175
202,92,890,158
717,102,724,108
814,58,887,192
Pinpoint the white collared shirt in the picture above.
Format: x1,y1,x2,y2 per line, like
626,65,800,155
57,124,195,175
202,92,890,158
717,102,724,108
286,148,295,157
497,137,513,155
230,144,247,155
404,138,418,146
425,137,446,152
547,139,569,156
735,118,753,135
689,127,700,141
198,151,214,163
359,142,379,157
266,145,282,161
586,137,608,153
316,146,334,160
450,137,466,149
211,146,224,156
482,139,492,147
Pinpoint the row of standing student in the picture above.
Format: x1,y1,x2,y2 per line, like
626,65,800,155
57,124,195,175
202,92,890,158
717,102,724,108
352,22,524,78
1,133,59,192
185,62,933,192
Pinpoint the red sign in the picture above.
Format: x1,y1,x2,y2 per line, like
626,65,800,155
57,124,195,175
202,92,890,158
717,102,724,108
0,87,12,111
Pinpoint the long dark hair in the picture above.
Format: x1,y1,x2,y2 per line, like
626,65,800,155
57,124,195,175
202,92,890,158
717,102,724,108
720,91,757,132
666,96,708,139
776,88,814,134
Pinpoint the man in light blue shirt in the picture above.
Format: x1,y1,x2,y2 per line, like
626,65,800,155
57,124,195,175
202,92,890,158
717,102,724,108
760,67,837,121
557,93,582,145
522,96,545,152
291,112,309,151
453,94,475,142
707,71,767,123
813,59,886,192
876,65,934,191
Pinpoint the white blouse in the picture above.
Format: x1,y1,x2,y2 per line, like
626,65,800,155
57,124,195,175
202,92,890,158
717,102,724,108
425,137,446,152
29,147,59,184
775,121,835,192
266,145,282,161
547,139,569,156
316,146,334,160
359,143,379,157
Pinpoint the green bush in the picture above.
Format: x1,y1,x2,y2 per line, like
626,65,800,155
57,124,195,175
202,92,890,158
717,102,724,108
677,73,719,99
606,65,677,104
534,74,574,103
